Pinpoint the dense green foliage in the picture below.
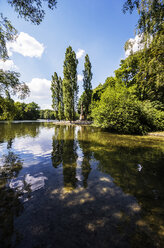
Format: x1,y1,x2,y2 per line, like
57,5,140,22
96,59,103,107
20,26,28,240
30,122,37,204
78,91,88,117
0,101,40,120
51,46,79,121
91,39,164,134
39,109,55,119
90,0,164,134
51,72,64,120
82,54,92,118
0,70,30,120
91,82,164,134
117,31,164,103
0,96,15,120
63,46,78,121
14,101,40,120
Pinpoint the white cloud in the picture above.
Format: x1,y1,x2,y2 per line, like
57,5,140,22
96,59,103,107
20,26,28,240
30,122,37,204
77,74,83,82
7,32,45,58
76,49,85,59
125,35,145,57
0,59,18,71
27,78,51,97
25,78,52,109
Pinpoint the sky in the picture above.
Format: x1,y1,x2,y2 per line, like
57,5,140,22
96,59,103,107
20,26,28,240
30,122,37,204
0,0,139,109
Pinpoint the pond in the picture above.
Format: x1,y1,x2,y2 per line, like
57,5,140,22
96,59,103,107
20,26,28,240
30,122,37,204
0,122,164,248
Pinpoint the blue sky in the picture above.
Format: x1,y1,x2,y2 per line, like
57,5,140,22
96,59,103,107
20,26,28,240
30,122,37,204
0,0,139,109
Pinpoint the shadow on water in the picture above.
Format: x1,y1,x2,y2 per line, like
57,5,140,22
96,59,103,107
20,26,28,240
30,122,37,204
0,123,164,248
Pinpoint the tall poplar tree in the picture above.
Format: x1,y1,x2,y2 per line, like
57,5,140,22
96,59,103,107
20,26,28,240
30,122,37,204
82,54,93,118
63,46,78,121
51,72,60,119
58,76,64,120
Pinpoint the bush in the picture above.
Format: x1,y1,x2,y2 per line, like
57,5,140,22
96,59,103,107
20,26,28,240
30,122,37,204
139,101,164,132
91,84,164,134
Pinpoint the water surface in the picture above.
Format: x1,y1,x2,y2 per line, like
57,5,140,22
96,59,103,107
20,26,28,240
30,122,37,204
0,122,164,248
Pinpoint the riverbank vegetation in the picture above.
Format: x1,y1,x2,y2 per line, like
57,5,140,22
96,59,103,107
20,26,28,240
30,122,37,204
0,0,163,134
0,101,40,120
91,28,164,134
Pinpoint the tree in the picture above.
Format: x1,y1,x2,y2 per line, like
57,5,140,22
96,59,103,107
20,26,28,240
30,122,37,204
51,73,64,120
0,95,15,120
0,70,29,119
51,72,60,119
13,101,40,120
24,102,40,120
82,54,92,118
78,91,88,117
0,13,17,60
63,46,78,121
14,101,26,120
123,0,164,36
39,109,55,119
92,77,116,102
0,0,57,60
0,1,57,118
115,29,164,104
58,76,64,120
0,69,29,99
91,82,164,134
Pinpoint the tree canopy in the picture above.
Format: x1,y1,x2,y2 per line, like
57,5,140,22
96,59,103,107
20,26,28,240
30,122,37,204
0,0,57,60
123,0,164,36
63,46,78,121
7,0,57,25
82,54,92,118
51,72,64,120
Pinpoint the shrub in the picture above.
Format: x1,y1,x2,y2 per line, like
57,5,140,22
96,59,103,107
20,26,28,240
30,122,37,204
91,84,164,134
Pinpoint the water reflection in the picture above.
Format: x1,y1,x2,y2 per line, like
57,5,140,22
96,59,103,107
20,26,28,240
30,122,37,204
51,125,164,247
77,126,92,188
51,126,64,168
0,149,23,248
10,173,47,196
52,126,78,190
0,121,55,144
51,126,93,190
0,122,164,247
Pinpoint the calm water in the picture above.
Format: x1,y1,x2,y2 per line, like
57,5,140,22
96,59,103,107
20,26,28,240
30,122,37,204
0,122,164,248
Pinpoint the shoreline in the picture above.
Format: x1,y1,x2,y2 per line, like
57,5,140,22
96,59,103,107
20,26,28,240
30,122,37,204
53,121,164,137
53,120,93,126
1,120,163,137
147,132,164,137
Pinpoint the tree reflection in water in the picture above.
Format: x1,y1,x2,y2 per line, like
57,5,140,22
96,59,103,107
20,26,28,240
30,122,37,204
52,126,78,190
51,125,64,168
0,141,23,248
0,123,163,248
77,126,92,188
51,125,93,190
